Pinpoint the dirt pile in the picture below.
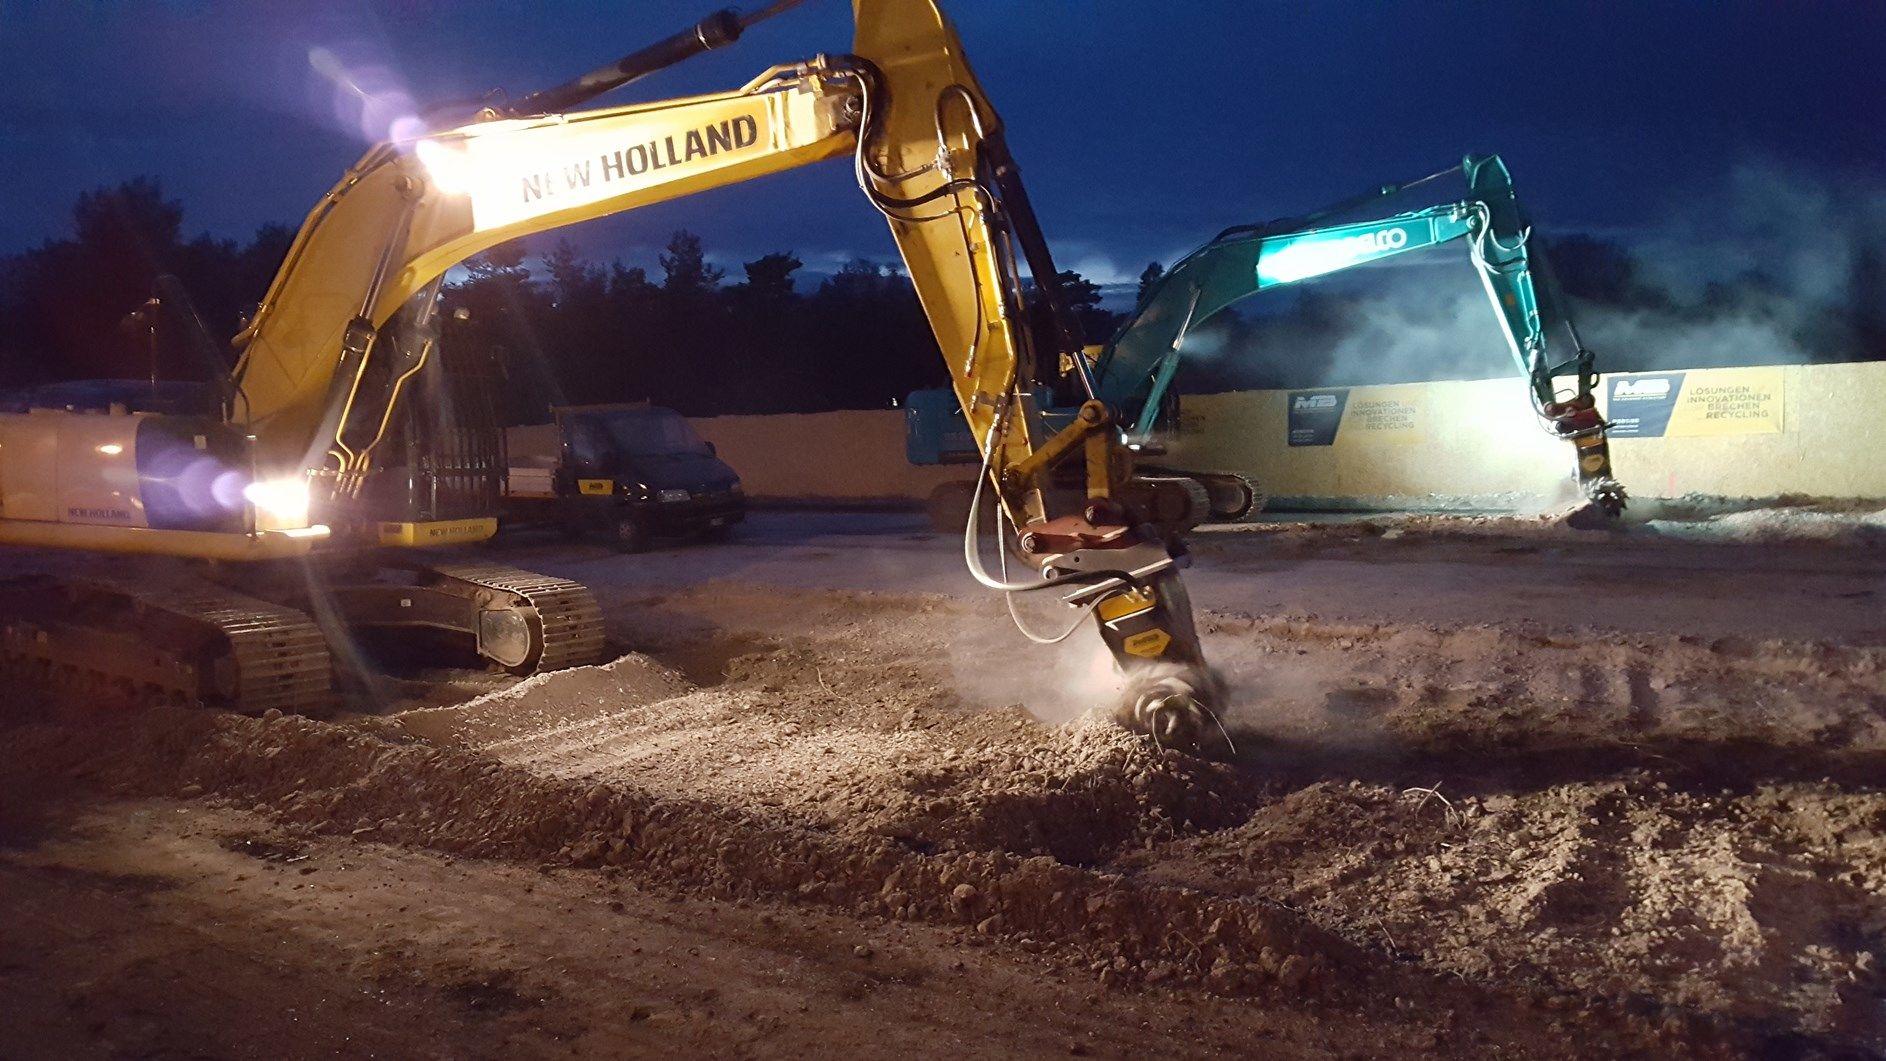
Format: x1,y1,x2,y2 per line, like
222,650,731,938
1215,496,1886,548
8,546,1885,1055
7,705,1351,1006
1141,775,1886,1041
399,651,1250,865
1201,613,1886,757
562,583,1886,1052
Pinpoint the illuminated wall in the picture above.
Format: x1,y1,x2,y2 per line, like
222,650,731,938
692,362,1886,506
1176,362,1885,507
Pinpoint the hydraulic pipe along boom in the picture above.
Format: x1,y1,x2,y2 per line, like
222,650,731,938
509,2,807,116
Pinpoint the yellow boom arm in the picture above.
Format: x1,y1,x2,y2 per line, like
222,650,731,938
233,64,856,477
226,0,1224,749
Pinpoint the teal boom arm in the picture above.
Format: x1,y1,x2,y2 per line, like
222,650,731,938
1092,154,1623,512
1097,203,1479,440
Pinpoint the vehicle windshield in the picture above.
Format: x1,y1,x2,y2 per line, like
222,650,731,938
593,409,711,458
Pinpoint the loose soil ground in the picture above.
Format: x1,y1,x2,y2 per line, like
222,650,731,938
4,509,1885,1058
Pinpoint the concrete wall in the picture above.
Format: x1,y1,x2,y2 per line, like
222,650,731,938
690,408,960,504
1174,379,1565,508
1176,362,1886,507
695,362,1886,507
1596,364,1881,500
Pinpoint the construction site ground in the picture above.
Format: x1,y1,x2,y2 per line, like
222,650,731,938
5,506,1886,1058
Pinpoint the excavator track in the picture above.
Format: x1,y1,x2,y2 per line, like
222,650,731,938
0,576,331,715
1196,471,1267,522
1142,467,1266,524
165,586,334,712
421,561,606,673
1134,475,1216,536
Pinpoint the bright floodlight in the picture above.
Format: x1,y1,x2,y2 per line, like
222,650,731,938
1256,240,1371,286
244,477,312,529
415,139,476,195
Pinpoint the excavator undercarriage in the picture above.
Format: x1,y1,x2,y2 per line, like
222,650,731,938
0,254,606,714
312,560,605,677
0,553,604,716
0,575,332,714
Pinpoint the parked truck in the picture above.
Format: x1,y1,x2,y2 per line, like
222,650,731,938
503,404,744,551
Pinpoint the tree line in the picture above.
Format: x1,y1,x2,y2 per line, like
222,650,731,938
3,179,1880,422
0,179,1124,422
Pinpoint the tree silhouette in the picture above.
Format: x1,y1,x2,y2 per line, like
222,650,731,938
544,239,605,307
657,229,723,293
0,178,292,385
1136,261,1165,304
1019,268,1118,351
737,252,802,298
1051,269,1120,345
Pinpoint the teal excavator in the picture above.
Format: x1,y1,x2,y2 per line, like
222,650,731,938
907,154,1628,521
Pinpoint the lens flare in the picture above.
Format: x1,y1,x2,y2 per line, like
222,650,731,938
415,139,476,195
243,477,312,530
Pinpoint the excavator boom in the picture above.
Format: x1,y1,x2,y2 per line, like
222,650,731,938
1094,154,1625,511
232,63,860,483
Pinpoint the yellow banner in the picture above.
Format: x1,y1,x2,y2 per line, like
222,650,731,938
426,96,776,232
1341,384,1425,445
1666,366,1784,437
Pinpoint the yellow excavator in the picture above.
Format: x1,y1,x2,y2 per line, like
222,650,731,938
0,0,1223,747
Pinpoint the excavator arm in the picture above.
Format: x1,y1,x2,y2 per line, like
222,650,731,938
232,56,860,486
220,0,1224,747
1094,154,1625,514
847,5,1220,746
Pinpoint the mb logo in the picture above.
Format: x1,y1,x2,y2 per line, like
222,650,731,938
1614,378,1672,399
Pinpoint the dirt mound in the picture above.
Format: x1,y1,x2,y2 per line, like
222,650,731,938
1218,496,1886,549
392,580,1885,1052
1141,775,1886,1041
393,600,1256,867
1647,505,1886,545
12,557,1886,1055
8,706,1351,1002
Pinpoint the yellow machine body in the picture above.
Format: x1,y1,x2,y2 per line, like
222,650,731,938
0,409,143,526
0,407,329,557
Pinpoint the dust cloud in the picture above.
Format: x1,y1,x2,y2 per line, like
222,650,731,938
944,594,1128,724
1170,162,1886,393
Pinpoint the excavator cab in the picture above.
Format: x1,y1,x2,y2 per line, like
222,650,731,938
350,326,508,532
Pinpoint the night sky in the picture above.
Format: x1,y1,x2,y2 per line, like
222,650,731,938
4,1,1883,295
